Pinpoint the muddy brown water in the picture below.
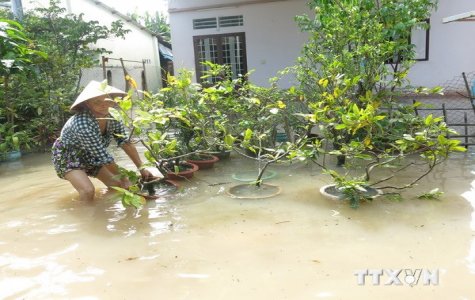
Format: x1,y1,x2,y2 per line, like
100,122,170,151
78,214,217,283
0,149,474,299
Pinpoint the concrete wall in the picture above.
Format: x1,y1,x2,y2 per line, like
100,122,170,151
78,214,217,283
408,0,475,89
23,0,162,92
169,0,475,91
169,0,308,87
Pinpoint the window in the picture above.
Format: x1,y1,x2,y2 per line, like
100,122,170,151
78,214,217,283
411,19,430,61
219,15,243,27
193,15,244,30
193,32,247,83
386,19,430,64
193,18,217,30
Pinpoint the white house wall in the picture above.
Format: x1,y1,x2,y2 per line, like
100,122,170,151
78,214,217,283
170,0,475,91
169,0,308,87
408,0,475,89
23,0,162,92
168,0,291,11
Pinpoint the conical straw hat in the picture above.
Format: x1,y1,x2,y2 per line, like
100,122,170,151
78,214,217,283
70,80,126,111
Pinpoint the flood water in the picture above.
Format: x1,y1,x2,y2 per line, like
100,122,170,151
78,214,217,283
1,149,474,299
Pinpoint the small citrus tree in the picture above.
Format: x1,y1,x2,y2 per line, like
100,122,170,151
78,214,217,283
293,0,465,207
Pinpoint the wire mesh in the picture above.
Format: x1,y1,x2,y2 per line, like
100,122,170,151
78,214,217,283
394,72,475,148
439,71,475,97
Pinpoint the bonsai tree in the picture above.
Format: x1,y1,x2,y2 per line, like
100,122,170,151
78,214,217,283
216,71,308,188
110,77,192,177
161,67,236,161
293,0,465,207
196,62,240,157
107,77,194,208
197,62,310,189
161,69,222,159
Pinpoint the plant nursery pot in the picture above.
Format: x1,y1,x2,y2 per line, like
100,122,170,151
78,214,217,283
139,178,180,199
232,170,277,182
206,150,231,160
319,184,382,201
227,183,281,199
187,154,219,170
165,162,199,180
2,150,21,162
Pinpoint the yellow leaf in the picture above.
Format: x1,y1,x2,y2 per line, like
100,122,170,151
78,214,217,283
364,136,371,147
277,100,286,109
126,76,138,89
318,78,329,88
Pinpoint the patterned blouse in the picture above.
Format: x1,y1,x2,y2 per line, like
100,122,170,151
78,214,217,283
59,110,128,166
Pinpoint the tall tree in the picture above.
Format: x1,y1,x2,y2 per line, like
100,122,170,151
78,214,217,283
1,0,130,149
130,11,170,42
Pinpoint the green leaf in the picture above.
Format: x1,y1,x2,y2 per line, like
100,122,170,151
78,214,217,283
437,135,446,144
417,188,443,200
119,98,133,111
452,146,467,152
111,186,145,209
244,128,253,142
424,114,433,126
11,136,19,148
224,134,235,147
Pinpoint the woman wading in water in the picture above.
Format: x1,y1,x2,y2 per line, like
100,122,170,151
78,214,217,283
52,80,153,201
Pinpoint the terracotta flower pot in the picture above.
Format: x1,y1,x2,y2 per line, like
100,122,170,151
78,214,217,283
165,162,199,180
186,154,219,170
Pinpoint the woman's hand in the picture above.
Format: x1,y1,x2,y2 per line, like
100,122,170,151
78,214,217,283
139,168,155,181
119,177,133,189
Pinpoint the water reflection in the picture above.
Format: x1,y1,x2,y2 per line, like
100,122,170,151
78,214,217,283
0,244,104,299
1,152,475,298
55,188,185,238
461,179,475,275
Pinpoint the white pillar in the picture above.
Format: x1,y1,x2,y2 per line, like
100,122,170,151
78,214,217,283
10,0,23,21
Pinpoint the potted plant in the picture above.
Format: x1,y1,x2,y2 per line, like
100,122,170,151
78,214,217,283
292,0,465,208
221,72,308,199
161,69,228,169
197,62,248,160
0,124,30,161
110,76,200,182
108,78,201,208
111,166,180,209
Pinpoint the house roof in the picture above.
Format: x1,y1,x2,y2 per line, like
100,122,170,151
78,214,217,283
86,0,171,48
169,0,287,13
442,10,475,23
